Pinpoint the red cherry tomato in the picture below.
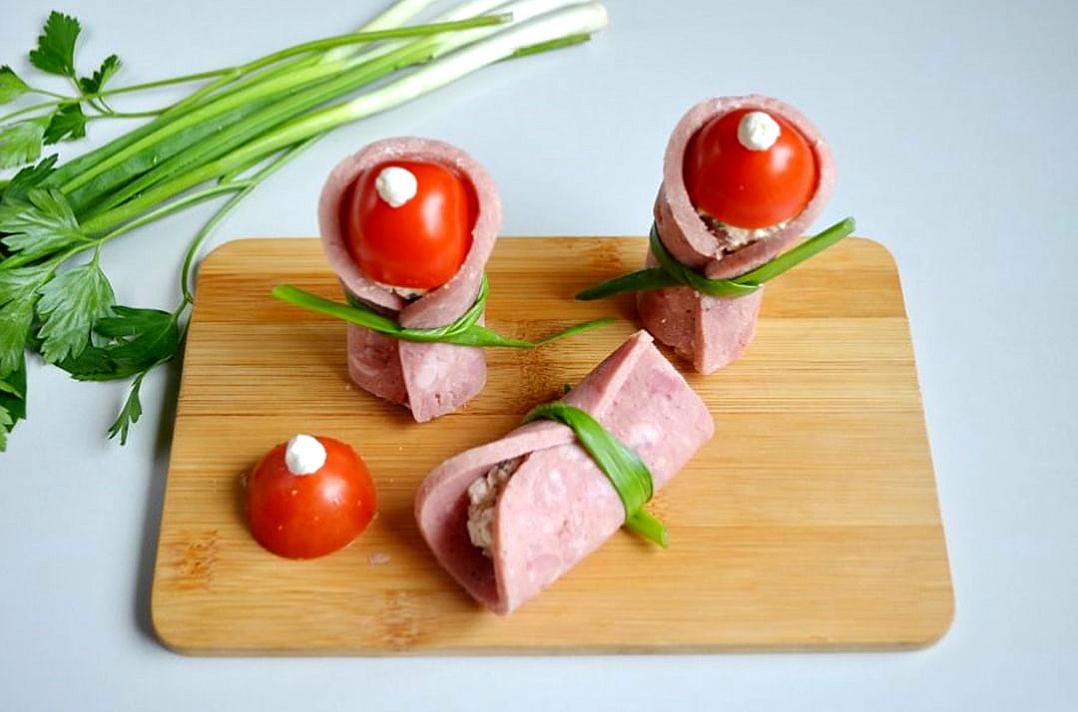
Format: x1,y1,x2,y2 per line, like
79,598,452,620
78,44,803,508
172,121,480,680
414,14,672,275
683,109,817,229
246,436,376,559
346,160,477,290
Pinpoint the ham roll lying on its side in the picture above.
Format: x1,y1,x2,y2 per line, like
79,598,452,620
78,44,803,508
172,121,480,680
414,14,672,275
318,137,501,422
415,330,714,614
641,95,836,373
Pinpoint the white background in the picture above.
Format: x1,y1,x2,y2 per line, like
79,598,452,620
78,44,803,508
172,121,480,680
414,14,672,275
2,0,1076,709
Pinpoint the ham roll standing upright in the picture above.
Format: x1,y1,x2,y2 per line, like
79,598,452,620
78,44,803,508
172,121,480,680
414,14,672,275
318,137,501,422
578,95,852,374
415,330,714,614
641,95,836,373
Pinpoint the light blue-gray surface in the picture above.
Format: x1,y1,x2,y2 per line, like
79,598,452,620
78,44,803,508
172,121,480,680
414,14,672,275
1,0,1076,709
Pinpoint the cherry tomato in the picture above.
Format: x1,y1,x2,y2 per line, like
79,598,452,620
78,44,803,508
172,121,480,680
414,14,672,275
346,160,477,290
246,435,377,559
683,109,817,229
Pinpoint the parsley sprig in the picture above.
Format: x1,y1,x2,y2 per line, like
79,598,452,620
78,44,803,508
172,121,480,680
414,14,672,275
0,5,610,451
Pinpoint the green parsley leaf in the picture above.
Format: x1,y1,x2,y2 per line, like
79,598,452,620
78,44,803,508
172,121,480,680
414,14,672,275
28,12,81,78
0,352,27,410
0,188,87,261
0,403,12,451
0,378,20,397
0,120,46,169
43,103,87,144
0,354,28,451
59,305,179,381
1,155,58,205
0,264,52,305
0,264,51,375
108,371,145,445
35,260,115,364
53,340,114,378
78,54,121,95
94,305,173,339
0,299,35,375
0,66,30,104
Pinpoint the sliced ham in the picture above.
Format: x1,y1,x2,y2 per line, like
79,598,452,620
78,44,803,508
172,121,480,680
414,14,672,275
415,330,714,614
640,95,836,373
318,137,501,421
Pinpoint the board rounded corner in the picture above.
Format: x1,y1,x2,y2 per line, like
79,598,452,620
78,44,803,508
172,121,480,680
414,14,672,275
149,585,199,656
908,588,956,650
848,235,898,272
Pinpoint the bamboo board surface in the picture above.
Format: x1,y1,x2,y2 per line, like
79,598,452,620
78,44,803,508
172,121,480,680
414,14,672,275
151,236,952,655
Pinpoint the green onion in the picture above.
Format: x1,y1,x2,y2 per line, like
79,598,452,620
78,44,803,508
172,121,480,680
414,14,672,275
0,1,611,451
576,217,856,301
522,402,668,547
271,279,616,348
65,16,516,213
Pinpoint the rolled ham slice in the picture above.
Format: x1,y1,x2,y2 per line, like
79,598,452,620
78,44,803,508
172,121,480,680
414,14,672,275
318,137,501,422
415,330,714,614
640,95,836,373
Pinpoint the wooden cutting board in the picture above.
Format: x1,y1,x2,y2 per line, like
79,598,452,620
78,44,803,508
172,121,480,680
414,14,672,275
151,236,952,655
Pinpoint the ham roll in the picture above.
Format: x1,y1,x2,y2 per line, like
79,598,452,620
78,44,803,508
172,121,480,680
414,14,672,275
318,138,501,422
640,95,836,373
415,330,714,614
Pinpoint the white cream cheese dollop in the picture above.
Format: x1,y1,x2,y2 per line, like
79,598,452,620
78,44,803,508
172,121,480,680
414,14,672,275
737,111,781,151
284,434,326,475
374,166,418,208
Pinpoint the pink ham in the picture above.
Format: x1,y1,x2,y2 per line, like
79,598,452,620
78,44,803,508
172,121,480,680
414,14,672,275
318,137,501,422
415,330,714,614
640,95,836,373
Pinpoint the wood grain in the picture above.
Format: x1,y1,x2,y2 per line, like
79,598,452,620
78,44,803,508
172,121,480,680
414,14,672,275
151,236,953,655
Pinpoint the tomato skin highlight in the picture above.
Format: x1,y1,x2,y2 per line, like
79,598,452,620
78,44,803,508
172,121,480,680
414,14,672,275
683,109,817,229
246,436,377,559
346,160,477,290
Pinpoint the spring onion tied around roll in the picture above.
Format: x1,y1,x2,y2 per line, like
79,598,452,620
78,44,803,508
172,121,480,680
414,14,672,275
522,401,668,547
575,217,856,301
272,277,615,348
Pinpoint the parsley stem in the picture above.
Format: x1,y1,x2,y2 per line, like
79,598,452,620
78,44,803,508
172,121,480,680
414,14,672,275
89,69,234,98
28,87,69,100
179,139,315,303
0,100,59,124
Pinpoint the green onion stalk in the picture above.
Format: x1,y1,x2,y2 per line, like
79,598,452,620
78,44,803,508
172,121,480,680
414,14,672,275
0,0,610,451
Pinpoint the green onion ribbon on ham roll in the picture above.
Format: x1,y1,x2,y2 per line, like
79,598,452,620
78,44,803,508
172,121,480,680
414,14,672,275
643,95,836,372
578,95,852,374
415,330,714,614
318,137,500,422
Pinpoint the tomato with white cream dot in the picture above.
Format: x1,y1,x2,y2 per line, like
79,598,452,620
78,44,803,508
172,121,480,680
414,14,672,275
246,434,376,559
683,108,817,229
345,160,477,292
